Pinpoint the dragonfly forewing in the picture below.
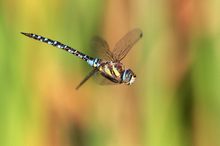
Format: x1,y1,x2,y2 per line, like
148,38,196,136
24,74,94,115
112,28,143,61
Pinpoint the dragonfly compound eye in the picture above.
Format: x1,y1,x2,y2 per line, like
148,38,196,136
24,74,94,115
122,69,136,85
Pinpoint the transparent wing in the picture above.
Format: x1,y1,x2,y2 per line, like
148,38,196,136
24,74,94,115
112,28,143,61
90,36,114,61
76,68,98,90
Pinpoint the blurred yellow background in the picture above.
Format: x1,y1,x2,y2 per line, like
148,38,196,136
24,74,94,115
0,0,220,146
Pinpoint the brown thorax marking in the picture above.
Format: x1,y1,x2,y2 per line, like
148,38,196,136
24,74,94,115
98,61,125,82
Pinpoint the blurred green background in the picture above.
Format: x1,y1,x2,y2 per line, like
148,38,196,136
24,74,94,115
0,0,220,146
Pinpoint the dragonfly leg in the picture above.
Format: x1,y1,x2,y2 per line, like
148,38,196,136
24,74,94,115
76,68,98,90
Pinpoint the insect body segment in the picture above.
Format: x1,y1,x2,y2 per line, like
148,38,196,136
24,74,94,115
98,61,125,84
21,32,94,63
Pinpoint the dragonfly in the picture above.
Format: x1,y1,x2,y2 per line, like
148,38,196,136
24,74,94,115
21,28,143,90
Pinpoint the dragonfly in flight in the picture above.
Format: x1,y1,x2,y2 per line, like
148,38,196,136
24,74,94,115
21,28,143,90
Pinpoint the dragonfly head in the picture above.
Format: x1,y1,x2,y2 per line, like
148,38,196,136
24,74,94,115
122,69,136,85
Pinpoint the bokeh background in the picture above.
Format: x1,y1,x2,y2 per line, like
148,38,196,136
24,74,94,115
0,0,220,146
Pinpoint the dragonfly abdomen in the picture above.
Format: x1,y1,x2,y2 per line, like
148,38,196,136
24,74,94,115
21,32,94,62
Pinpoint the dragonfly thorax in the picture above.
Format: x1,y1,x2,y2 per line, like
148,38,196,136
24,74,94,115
98,61,124,83
98,61,136,85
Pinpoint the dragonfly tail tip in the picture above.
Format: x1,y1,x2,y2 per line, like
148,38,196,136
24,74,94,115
20,32,31,37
